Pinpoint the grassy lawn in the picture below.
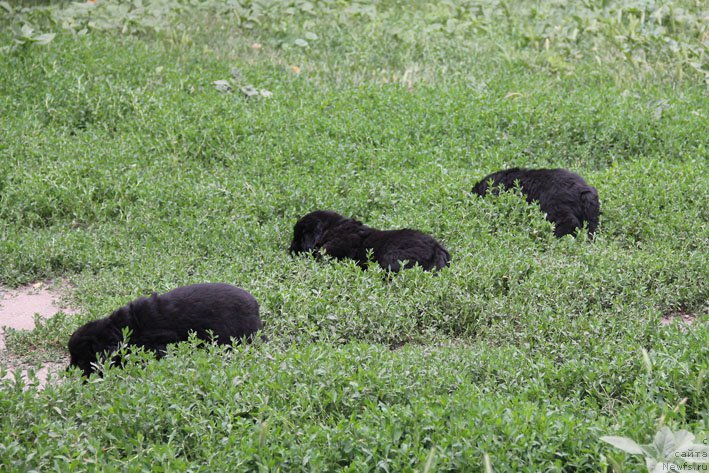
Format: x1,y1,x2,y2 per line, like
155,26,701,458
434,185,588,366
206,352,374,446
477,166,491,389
1,0,707,470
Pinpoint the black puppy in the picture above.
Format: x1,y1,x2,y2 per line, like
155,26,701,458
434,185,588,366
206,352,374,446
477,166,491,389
289,210,450,272
471,167,600,238
68,283,263,376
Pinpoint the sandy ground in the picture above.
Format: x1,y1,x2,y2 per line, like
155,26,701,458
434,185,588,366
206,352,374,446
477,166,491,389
0,280,77,388
661,309,697,329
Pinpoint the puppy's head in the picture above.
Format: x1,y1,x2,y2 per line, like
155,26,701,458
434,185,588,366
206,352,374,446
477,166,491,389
471,179,490,196
472,168,521,196
289,210,346,254
67,307,130,376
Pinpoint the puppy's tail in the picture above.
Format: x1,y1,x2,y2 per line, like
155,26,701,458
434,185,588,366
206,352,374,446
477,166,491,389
432,244,451,271
580,188,600,238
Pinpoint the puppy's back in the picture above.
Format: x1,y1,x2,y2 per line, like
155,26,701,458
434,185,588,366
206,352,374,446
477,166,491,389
143,283,262,343
363,229,450,272
472,167,599,237
67,283,263,376
473,168,592,199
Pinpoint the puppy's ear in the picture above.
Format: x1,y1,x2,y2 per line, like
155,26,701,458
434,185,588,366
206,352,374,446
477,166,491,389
295,220,325,253
309,220,326,247
89,336,108,357
76,337,106,375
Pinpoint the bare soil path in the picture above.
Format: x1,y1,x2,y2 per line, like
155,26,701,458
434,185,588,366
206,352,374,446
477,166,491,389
0,280,77,387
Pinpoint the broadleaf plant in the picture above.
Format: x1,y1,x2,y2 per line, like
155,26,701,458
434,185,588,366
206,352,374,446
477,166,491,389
601,427,709,472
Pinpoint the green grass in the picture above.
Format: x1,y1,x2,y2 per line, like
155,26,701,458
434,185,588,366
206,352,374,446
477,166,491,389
1,0,708,470
1,339,705,471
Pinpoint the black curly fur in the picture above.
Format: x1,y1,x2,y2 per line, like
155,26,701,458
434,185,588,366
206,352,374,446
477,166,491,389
472,168,600,238
67,283,263,376
289,210,450,272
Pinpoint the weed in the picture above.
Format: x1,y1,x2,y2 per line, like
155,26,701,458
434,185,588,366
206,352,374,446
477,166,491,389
0,0,707,470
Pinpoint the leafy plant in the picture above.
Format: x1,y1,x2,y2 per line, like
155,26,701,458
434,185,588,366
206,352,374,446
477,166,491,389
601,427,709,472
0,0,707,470
0,22,55,53
12,23,54,45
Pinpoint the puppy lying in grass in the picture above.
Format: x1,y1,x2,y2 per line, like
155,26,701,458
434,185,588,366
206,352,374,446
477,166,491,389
289,210,450,272
68,283,263,376
472,167,600,238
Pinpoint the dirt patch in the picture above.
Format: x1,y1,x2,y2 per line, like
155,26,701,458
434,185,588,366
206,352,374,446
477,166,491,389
0,350,67,388
389,340,408,351
0,280,77,388
661,308,698,328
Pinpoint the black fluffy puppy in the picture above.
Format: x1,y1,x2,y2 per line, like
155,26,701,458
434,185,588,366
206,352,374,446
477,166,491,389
471,168,600,238
289,210,450,272
68,283,263,376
